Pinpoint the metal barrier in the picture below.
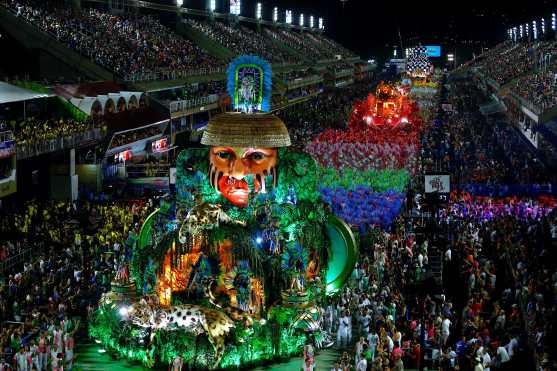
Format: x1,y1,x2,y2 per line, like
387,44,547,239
16,128,105,160
0,247,37,274
126,163,170,178
169,94,219,113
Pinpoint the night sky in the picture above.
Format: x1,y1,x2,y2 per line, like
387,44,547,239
252,0,556,62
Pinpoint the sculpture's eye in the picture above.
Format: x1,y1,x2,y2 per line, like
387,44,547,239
217,151,232,160
249,152,265,161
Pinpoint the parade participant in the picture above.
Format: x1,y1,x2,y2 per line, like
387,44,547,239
37,331,50,371
336,310,350,348
29,340,40,371
64,331,75,370
354,336,367,365
13,347,27,371
51,325,64,371
355,352,367,371
367,327,379,361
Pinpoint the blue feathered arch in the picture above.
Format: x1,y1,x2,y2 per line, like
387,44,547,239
227,55,272,112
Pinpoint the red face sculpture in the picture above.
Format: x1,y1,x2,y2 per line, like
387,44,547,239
209,146,278,207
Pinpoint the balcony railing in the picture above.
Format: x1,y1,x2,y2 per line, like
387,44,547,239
104,163,170,179
16,128,106,160
333,68,354,78
124,67,225,83
508,91,542,116
169,94,220,113
126,163,170,178
0,247,38,274
285,75,323,90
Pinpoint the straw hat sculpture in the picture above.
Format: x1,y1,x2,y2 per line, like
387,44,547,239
201,112,291,148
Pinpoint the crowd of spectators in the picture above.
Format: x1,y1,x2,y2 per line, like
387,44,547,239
186,19,295,64
6,0,222,80
421,75,556,370
422,80,551,185
475,40,557,87
0,198,155,370
317,74,557,371
511,54,557,112
325,220,434,371
1,117,104,146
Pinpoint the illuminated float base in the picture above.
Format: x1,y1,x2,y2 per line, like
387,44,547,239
89,151,358,370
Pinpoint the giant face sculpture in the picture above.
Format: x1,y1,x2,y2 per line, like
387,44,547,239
209,146,278,207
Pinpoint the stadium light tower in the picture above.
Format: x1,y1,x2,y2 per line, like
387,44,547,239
310,15,314,28
256,2,262,20
533,20,538,40
286,10,292,24
525,23,529,38
273,7,278,22
209,0,216,12
541,18,546,34
553,13,556,31
176,0,183,6
319,17,324,30
300,13,304,27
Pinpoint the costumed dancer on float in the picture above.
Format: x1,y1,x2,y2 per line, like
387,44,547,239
169,355,183,371
303,342,316,371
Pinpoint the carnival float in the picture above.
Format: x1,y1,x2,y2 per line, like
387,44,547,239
89,57,358,370
303,80,424,232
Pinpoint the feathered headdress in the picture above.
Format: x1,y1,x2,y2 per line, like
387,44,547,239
201,56,290,148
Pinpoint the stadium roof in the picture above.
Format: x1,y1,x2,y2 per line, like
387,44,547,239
0,81,52,104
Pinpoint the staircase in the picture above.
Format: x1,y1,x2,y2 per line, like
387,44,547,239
429,253,443,286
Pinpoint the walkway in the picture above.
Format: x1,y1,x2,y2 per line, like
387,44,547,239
75,342,341,371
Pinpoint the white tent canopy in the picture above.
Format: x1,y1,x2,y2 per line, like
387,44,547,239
0,81,51,104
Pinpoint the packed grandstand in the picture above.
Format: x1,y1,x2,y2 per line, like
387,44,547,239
0,1,556,371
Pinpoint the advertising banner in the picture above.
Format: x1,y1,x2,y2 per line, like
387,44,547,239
0,140,16,159
425,174,450,194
